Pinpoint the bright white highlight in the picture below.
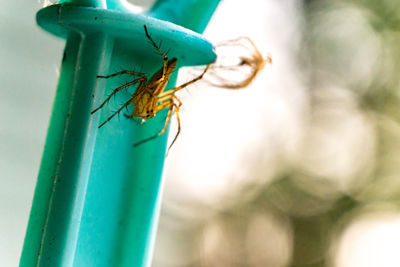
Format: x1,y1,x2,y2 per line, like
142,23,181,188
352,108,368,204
335,211,400,267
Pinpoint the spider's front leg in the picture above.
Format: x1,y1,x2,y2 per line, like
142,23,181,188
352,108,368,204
158,64,209,97
144,25,169,80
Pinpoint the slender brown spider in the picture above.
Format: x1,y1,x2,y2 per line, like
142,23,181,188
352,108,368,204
206,36,272,89
91,25,209,149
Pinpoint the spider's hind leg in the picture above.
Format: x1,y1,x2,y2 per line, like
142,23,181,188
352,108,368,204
91,78,146,114
97,70,146,79
98,100,131,128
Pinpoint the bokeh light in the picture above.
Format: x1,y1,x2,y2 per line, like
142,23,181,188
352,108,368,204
332,207,400,267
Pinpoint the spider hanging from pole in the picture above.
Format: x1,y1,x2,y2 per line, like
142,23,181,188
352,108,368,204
91,25,209,150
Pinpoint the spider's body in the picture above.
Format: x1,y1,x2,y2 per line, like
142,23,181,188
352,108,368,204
131,58,178,120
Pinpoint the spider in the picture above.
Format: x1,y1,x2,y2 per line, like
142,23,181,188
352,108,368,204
91,25,209,149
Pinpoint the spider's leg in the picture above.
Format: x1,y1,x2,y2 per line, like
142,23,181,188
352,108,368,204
166,103,181,152
158,93,182,107
92,78,146,114
98,100,131,128
133,100,177,147
97,70,146,79
156,94,182,152
159,65,209,97
144,25,168,79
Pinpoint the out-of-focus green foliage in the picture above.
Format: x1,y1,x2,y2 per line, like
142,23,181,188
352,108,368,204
152,0,400,266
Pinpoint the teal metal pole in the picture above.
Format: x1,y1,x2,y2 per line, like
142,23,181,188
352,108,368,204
20,0,220,266
148,0,221,33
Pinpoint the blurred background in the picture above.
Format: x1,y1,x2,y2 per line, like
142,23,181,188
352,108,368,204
2,0,400,266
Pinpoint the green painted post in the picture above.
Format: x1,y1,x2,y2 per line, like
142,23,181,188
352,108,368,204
20,0,220,266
